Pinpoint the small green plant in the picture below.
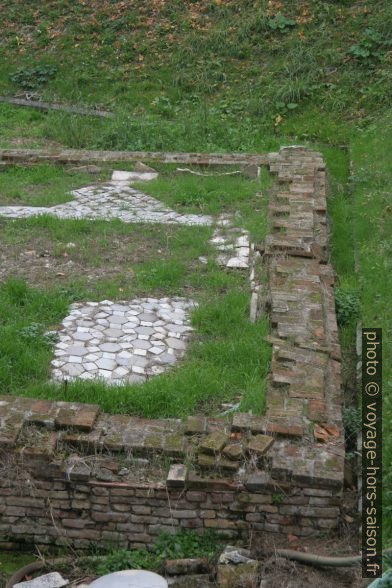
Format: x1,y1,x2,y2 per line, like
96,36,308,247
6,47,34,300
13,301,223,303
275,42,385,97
335,287,360,327
17,323,58,346
18,323,42,339
271,492,285,505
267,13,296,33
275,101,299,113
10,65,57,90
95,530,222,575
153,529,221,560
349,29,390,63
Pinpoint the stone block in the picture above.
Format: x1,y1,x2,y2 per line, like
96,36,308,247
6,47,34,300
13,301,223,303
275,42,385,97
185,416,207,435
167,464,187,488
199,431,228,455
247,434,274,456
222,443,243,461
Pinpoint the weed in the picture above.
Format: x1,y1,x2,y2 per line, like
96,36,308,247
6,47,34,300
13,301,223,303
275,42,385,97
96,549,160,575
271,492,285,505
267,13,296,33
95,529,222,575
335,287,360,327
349,29,391,63
10,65,57,90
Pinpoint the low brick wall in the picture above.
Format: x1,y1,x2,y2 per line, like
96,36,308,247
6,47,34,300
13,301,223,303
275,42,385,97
0,147,344,550
0,468,340,551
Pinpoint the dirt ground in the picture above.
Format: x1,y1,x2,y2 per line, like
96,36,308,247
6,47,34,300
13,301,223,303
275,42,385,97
0,224,167,289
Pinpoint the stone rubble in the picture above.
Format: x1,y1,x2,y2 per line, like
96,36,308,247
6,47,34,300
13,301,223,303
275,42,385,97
51,298,196,385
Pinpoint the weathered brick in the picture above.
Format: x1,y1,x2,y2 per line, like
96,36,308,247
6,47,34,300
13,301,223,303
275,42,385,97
149,524,178,535
71,500,90,510
5,507,25,516
170,510,197,519
92,512,128,523
92,487,109,496
62,519,86,529
112,503,131,512
116,523,144,533
199,431,228,455
200,510,216,519
186,492,206,503
132,505,151,515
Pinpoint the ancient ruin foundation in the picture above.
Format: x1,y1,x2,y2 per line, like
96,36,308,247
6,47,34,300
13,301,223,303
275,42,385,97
0,147,344,550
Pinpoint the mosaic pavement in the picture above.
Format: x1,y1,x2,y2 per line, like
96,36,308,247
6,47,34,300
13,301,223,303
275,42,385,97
0,171,212,226
51,298,196,385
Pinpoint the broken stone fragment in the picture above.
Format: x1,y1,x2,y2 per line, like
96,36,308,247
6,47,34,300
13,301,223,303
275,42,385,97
185,415,207,435
247,434,274,456
199,431,229,455
222,443,243,461
167,463,187,487
134,161,158,173
218,545,253,565
14,572,69,588
111,169,158,182
226,258,249,269
197,453,216,469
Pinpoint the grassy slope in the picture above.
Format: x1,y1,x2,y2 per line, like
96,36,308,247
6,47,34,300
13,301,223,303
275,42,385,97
0,0,391,151
0,0,391,544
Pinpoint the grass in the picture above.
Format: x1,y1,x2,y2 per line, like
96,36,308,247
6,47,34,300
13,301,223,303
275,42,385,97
0,550,36,583
0,1,391,153
0,163,102,206
349,115,392,543
134,167,271,240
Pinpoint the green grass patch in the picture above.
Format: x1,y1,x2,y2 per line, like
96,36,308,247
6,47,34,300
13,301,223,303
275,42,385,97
0,163,101,206
0,550,36,583
92,530,222,575
350,114,392,544
134,169,271,240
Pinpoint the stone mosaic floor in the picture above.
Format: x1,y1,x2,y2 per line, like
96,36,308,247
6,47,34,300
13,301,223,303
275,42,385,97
51,298,196,385
0,171,212,226
1,168,255,386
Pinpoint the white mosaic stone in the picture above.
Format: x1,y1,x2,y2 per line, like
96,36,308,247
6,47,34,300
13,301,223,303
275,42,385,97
210,214,251,270
51,298,195,385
